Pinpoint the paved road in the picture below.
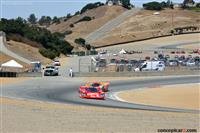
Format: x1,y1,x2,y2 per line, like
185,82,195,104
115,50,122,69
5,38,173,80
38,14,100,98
86,8,140,43
157,41,200,50
2,76,199,113
0,34,31,64
100,40,200,53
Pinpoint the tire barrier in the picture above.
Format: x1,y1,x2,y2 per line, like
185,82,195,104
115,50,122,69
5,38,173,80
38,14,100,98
0,72,17,77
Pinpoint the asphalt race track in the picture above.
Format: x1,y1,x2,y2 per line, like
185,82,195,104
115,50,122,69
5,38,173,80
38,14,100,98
2,76,199,113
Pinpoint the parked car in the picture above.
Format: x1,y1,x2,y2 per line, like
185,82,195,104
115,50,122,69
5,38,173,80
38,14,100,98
53,60,61,67
168,60,178,66
186,60,195,66
44,66,59,76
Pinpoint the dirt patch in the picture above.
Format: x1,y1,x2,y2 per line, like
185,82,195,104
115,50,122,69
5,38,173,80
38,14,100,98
49,6,126,48
0,77,31,85
0,52,27,66
6,40,51,65
118,83,200,110
1,97,199,132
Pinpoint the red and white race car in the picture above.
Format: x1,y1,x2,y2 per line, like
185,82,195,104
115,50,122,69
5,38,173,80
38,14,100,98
85,81,110,92
79,86,105,99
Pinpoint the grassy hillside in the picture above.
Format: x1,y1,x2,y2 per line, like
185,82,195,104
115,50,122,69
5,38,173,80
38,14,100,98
92,8,200,46
48,5,127,50
0,18,73,59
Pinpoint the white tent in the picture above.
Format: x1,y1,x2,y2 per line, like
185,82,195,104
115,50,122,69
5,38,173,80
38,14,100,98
153,12,160,15
1,60,23,68
119,49,127,54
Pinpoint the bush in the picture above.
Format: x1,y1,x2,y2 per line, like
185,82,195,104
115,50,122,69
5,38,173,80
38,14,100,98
74,38,86,46
121,0,131,9
39,49,58,59
74,11,80,16
69,23,74,28
85,44,91,50
80,2,104,14
143,2,163,10
63,30,72,35
75,16,92,24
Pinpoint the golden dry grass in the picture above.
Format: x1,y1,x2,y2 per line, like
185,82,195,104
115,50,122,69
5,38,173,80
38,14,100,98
118,83,200,110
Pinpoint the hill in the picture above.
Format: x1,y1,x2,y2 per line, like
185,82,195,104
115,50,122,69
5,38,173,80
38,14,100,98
89,9,200,47
48,5,127,50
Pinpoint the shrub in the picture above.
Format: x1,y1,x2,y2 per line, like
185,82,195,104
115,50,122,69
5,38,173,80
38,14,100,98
74,38,86,46
143,2,163,10
75,16,92,24
74,11,80,16
85,44,91,50
69,23,74,28
80,2,104,14
39,49,57,59
63,30,72,35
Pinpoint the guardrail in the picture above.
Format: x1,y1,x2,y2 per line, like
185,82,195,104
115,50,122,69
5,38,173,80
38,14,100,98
74,69,200,77
17,72,42,77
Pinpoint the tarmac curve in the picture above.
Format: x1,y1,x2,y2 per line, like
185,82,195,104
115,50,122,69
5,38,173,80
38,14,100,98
2,75,200,113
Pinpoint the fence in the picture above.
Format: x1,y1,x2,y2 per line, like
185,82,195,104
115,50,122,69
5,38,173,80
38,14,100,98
78,56,200,73
74,70,200,77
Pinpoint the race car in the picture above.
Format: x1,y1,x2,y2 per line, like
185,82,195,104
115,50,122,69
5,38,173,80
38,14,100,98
79,86,105,99
85,81,110,92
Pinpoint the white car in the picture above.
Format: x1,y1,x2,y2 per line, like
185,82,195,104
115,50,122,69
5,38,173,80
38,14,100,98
53,60,61,67
186,60,195,66
44,66,59,76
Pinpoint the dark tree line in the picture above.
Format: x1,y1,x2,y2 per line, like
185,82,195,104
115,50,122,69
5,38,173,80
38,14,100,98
143,1,173,10
0,18,73,59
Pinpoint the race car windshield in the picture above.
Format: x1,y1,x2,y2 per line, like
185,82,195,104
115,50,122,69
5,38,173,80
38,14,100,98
86,88,98,92
92,83,100,87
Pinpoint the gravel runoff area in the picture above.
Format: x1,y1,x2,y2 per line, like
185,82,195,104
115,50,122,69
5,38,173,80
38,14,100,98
0,77,31,85
1,97,199,132
118,83,200,110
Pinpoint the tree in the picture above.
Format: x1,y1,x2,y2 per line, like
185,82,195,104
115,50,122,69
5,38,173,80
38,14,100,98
39,16,51,26
80,2,104,14
52,16,60,24
121,0,131,9
143,2,163,10
66,13,72,19
28,14,37,24
46,16,51,25
74,38,86,47
85,44,91,50
75,16,92,24
196,3,200,8
0,18,73,59
74,11,80,16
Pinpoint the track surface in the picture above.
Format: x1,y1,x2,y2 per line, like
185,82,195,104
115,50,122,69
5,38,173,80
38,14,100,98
86,8,140,42
2,76,199,113
0,34,31,64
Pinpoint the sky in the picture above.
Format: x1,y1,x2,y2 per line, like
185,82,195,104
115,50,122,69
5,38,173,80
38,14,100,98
1,0,200,19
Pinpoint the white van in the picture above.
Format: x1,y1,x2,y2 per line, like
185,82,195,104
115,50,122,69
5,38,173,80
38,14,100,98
135,61,165,72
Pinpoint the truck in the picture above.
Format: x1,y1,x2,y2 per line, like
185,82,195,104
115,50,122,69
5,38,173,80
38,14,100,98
135,61,165,72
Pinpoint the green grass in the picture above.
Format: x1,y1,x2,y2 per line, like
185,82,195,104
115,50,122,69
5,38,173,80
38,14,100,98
188,7,200,12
